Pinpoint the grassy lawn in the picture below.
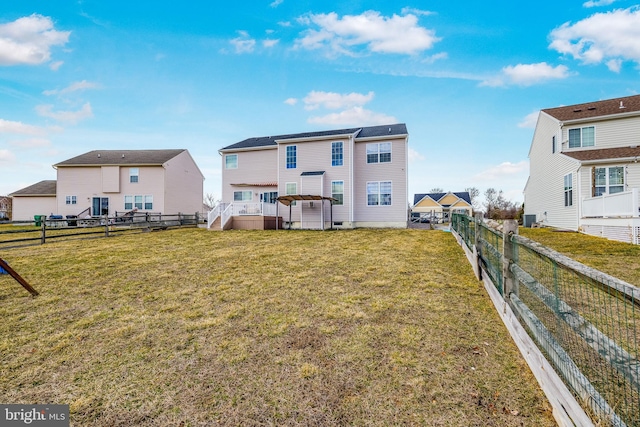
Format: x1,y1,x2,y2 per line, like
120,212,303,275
520,227,640,287
0,228,555,426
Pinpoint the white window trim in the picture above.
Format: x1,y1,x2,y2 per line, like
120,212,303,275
593,165,625,196
129,168,139,183
366,180,392,206
366,142,392,164
331,180,344,205
233,191,253,201
332,141,343,167
564,173,573,207
568,126,595,149
286,145,297,169
225,154,238,169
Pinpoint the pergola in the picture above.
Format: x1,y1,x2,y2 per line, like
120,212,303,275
276,195,336,230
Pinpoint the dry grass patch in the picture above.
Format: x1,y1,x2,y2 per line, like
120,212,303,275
520,227,640,287
0,228,555,426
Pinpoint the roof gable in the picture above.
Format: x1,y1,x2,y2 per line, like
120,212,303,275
54,149,186,167
221,123,407,151
542,94,640,122
413,191,471,207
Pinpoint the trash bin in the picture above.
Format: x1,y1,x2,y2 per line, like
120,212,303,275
34,215,44,226
66,215,78,227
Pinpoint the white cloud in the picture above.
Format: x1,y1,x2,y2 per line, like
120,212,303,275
263,39,279,48
0,149,16,162
549,7,640,71
400,7,435,17
43,80,100,96
482,62,570,87
308,106,397,126
295,10,440,56
473,161,529,181
0,118,48,135
270,0,284,7
583,0,616,7
49,60,63,71
421,52,448,64
408,147,425,162
230,31,256,53
35,102,93,124
284,98,298,106
0,14,70,66
518,111,540,129
303,90,374,110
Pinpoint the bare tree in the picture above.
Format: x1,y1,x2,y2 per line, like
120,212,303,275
484,188,521,220
464,187,480,211
430,187,444,193
203,193,219,210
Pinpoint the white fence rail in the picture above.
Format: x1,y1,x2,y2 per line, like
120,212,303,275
209,202,279,229
582,188,639,218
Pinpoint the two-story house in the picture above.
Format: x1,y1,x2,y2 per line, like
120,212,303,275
10,149,204,221
524,94,640,244
411,192,473,223
211,124,409,230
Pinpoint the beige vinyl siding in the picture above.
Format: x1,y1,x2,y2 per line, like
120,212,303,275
57,166,103,216
278,138,352,224
562,115,640,152
353,137,408,225
101,166,120,193
163,150,204,214
12,196,57,221
525,112,580,230
222,148,277,204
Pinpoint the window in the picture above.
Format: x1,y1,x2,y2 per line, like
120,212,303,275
126,195,153,210
552,136,556,154
593,166,624,196
261,192,278,204
225,154,238,169
332,142,343,166
366,142,391,164
233,191,252,201
564,174,573,207
568,126,595,148
367,181,392,206
65,195,77,205
129,168,139,183
286,182,297,206
331,181,344,205
286,145,297,169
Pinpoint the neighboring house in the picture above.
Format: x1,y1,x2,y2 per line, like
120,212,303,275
411,192,473,223
0,195,14,220
524,94,640,244
9,180,57,221
10,150,204,221
213,123,409,230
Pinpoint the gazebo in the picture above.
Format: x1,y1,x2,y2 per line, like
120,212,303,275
276,195,337,230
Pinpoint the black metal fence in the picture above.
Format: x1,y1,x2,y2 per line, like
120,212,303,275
452,213,640,426
0,212,200,249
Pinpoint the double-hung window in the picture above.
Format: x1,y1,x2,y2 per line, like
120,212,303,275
144,195,153,210
65,195,77,205
134,195,143,209
367,181,392,206
332,142,343,166
233,191,252,201
124,196,133,210
564,174,573,207
331,181,344,205
366,142,391,163
286,182,297,206
594,166,624,196
286,146,297,169
129,168,139,183
225,154,238,169
568,126,595,148
552,136,556,154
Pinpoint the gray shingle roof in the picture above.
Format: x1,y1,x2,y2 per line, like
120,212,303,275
221,123,407,151
54,149,186,166
543,94,640,122
10,180,57,196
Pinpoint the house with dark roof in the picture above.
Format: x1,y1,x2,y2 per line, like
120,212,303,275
0,194,14,220
411,192,472,223
9,150,204,221
524,94,640,244
211,124,409,229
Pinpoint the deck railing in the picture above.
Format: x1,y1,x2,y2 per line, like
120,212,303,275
582,188,639,218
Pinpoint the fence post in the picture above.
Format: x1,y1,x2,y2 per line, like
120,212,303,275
179,212,183,226
502,220,519,300
472,213,482,280
41,216,46,245
104,215,109,237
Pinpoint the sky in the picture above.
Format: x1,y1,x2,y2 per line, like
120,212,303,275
1,1,640,206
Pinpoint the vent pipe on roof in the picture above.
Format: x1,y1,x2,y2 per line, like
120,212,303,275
97,153,101,158
620,101,626,109
122,154,125,158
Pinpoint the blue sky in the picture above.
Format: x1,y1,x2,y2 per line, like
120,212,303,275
1,1,640,205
